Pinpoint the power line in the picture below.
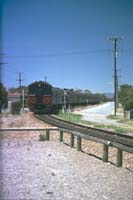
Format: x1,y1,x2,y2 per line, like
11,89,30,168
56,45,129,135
120,49,133,53
3,48,133,59
2,49,108,58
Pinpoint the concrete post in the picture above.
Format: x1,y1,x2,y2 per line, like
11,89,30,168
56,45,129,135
60,130,63,142
70,133,74,148
46,130,50,141
103,144,109,162
116,148,123,167
77,136,81,151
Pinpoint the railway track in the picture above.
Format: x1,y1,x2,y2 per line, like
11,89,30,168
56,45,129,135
35,114,133,149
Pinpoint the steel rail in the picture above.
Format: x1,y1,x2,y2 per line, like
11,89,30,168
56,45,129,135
35,114,133,148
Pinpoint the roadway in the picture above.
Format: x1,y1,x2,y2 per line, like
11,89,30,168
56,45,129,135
75,102,118,124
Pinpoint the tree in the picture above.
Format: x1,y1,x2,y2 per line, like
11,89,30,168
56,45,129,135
119,84,133,110
94,93,109,102
8,85,28,93
0,83,8,113
84,89,92,94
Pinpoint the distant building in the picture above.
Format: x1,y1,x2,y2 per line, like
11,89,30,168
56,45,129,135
8,92,21,102
8,92,28,106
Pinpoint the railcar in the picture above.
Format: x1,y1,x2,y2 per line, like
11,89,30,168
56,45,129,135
28,81,57,113
28,81,100,114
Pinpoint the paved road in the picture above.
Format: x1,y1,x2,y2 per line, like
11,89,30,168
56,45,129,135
80,102,114,115
75,102,118,124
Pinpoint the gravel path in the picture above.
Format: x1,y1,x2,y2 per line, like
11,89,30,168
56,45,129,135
0,140,133,200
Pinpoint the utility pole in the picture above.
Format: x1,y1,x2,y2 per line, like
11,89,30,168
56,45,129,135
16,72,24,92
109,37,122,115
45,76,47,83
0,60,7,113
0,62,8,84
16,72,24,103
22,89,25,110
63,88,67,112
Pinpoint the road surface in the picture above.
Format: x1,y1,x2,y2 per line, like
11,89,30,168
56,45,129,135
75,102,118,124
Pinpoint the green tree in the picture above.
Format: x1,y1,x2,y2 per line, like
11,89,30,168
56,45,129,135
0,83,8,113
94,93,109,102
119,84,133,110
8,85,28,93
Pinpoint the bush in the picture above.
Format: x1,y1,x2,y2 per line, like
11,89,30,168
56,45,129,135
119,84,133,110
12,102,21,114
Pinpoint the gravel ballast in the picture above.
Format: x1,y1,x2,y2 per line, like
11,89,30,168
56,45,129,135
0,140,133,200
0,112,133,199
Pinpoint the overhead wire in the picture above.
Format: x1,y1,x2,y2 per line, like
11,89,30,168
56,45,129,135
2,49,111,58
2,47,133,59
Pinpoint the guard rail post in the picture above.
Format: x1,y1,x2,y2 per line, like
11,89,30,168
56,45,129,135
116,148,123,167
70,133,74,148
77,136,81,151
60,130,63,142
46,129,50,141
103,144,109,162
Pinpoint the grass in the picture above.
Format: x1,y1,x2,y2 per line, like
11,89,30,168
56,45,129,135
57,111,82,123
107,115,120,120
118,119,133,124
88,123,132,134
57,111,133,134
114,127,128,133
94,124,107,129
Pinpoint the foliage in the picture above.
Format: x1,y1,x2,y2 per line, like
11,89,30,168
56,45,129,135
119,84,133,110
94,93,109,102
12,102,21,114
57,111,133,133
107,115,120,120
28,81,52,95
9,85,28,93
0,83,8,113
58,110,82,123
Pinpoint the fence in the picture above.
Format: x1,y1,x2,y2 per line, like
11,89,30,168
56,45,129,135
0,127,132,168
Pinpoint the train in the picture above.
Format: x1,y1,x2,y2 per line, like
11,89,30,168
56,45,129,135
28,81,100,114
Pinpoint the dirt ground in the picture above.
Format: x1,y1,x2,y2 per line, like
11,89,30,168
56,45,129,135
0,112,133,170
0,112,133,199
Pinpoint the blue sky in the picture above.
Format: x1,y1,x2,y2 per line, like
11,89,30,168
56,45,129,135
1,0,133,93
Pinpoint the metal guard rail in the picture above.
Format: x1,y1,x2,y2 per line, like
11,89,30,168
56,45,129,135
0,127,132,167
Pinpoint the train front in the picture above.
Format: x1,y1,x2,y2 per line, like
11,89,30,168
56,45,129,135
28,81,52,114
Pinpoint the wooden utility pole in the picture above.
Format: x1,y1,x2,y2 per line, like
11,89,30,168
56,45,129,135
16,72,24,92
109,37,122,115
16,72,24,103
0,62,8,83
45,76,47,83
63,88,67,112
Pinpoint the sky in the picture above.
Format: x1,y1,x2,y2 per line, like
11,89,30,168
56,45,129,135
1,0,133,93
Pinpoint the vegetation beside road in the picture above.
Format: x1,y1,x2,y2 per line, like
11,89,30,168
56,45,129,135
119,84,133,110
0,83,8,113
57,111,133,134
